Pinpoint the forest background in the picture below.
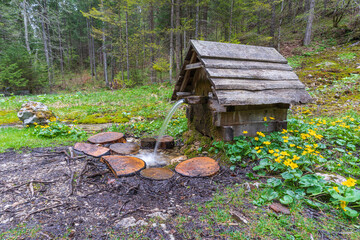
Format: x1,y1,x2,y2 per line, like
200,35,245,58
0,0,359,94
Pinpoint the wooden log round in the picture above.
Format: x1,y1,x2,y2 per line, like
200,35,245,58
88,132,126,145
175,157,220,177
74,142,110,158
109,143,140,155
140,138,156,149
100,155,146,177
140,168,175,181
157,135,175,149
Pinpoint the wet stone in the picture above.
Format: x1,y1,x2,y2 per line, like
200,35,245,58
88,132,126,145
140,168,175,181
74,142,110,158
101,155,146,177
109,142,140,155
269,203,290,215
175,157,220,177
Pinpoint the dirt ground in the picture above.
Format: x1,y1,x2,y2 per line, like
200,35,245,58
0,146,249,239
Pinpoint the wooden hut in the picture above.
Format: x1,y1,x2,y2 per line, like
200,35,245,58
172,40,312,141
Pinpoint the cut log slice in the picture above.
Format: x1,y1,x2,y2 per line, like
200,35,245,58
140,138,156,149
157,135,175,149
175,157,220,177
88,132,126,145
101,155,146,177
74,142,110,158
109,143,140,155
140,168,175,181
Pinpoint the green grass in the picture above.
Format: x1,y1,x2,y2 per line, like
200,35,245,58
0,127,87,152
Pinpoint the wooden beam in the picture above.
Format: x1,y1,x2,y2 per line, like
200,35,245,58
176,92,192,97
184,95,208,105
179,51,198,92
185,62,202,70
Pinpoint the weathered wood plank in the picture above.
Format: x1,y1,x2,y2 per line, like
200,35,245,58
214,108,288,126
176,92,192,97
185,62,202,70
184,95,208,105
202,58,292,71
206,68,299,80
231,121,287,137
209,78,305,91
191,40,287,63
216,89,313,106
179,52,199,92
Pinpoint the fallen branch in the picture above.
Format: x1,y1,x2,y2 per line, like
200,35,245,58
24,203,65,220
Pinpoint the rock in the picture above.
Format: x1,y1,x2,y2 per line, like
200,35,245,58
170,155,187,165
17,101,56,126
146,212,170,220
114,216,148,229
315,173,346,185
269,203,290,215
357,66,360,69
316,61,336,67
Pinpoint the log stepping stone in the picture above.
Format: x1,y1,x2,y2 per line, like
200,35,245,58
140,138,156,149
140,136,174,149
88,132,126,145
109,142,140,155
140,168,175,181
74,142,110,158
175,157,220,177
101,155,146,177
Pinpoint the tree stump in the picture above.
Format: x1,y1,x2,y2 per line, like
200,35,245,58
88,132,126,145
175,157,220,177
140,138,156,149
74,142,110,158
109,143,140,155
157,135,175,149
140,168,175,180
101,155,146,177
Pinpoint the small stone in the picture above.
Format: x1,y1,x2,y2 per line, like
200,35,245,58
17,101,56,126
170,155,187,165
147,212,170,221
115,216,148,228
315,173,346,185
269,203,290,215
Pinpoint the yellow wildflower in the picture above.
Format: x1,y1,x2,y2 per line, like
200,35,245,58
275,157,281,163
284,159,292,166
68,131,71,134
333,187,340,193
255,146,260,150
342,178,357,187
263,117,267,122
284,140,289,143
256,131,265,137
289,162,298,169
290,144,295,147
254,137,259,141
268,149,274,154
281,129,287,134
256,149,261,153
280,151,289,156
293,155,300,161
263,141,271,145
274,149,280,152
340,201,347,211
243,131,248,134
273,153,279,157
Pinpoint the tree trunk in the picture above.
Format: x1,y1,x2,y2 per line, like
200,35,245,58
229,0,234,42
270,0,276,46
303,0,316,46
56,13,64,79
91,18,97,81
202,2,208,39
149,3,155,83
125,8,130,84
40,4,52,89
175,0,181,77
195,0,199,39
277,0,285,50
22,0,31,54
101,0,108,87
86,18,94,82
169,0,174,83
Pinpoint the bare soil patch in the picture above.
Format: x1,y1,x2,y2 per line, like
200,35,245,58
0,146,247,239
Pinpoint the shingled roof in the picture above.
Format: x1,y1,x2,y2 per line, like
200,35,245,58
172,40,312,106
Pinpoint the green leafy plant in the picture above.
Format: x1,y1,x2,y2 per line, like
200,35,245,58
33,118,87,140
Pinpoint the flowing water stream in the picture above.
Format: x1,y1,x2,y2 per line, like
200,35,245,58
136,99,185,167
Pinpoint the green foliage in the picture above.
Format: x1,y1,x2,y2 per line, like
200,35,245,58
211,115,360,218
32,119,87,140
